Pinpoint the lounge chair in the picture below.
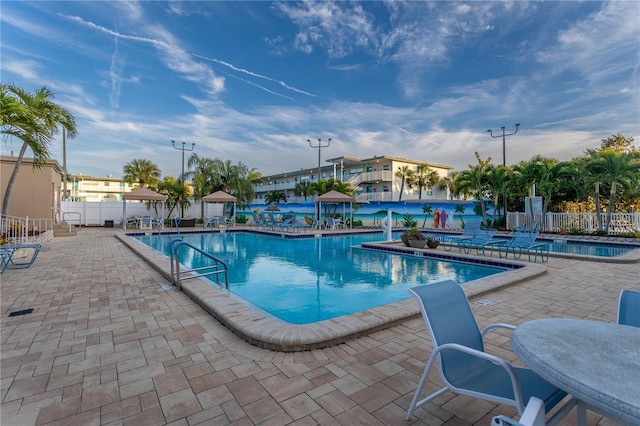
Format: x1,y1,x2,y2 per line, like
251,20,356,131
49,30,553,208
457,228,498,255
0,243,42,273
618,289,640,327
440,219,483,251
405,280,567,422
250,211,265,229
491,230,549,262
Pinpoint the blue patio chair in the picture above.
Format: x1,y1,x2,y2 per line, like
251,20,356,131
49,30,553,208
457,228,498,255
0,243,42,273
440,219,483,251
492,397,546,426
491,230,549,263
139,216,152,230
618,289,640,327
405,280,567,422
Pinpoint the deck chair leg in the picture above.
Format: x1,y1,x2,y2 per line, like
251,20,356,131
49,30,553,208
405,352,445,420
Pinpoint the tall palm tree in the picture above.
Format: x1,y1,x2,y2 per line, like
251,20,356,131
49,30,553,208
457,152,491,223
234,168,262,209
122,159,161,188
186,154,220,219
586,149,640,233
484,165,510,227
265,190,287,205
411,164,439,199
437,171,461,200
395,166,413,201
294,180,314,201
1,84,77,216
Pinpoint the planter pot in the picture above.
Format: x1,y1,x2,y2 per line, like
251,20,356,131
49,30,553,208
178,219,196,228
401,235,411,247
408,239,427,249
426,240,440,249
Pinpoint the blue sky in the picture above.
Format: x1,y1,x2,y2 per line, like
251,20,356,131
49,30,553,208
1,1,638,179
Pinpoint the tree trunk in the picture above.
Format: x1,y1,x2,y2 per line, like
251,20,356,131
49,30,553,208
1,142,29,217
605,183,616,234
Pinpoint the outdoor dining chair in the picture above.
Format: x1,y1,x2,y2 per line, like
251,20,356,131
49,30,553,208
618,289,640,327
405,280,567,422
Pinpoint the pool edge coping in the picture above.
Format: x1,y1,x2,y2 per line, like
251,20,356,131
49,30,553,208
116,232,547,351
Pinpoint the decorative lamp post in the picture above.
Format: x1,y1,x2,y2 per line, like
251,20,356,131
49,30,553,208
171,140,195,218
487,123,520,224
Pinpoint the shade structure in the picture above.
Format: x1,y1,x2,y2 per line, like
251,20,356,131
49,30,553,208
202,191,237,226
315,190,355,229
122,188,167,230
265,203,281,211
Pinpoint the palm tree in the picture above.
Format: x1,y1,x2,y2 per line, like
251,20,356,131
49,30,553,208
294,180,314,201
586,149,640,233
438,171,461,200
155,177,191,218
395,166,413,201
122,159,161,188
234,168,262,209
421,205,433,227
484,165,510,228
186,154,220,219
411,164,439,199
265,190,287,205
1,84,77,216
457,152,491,223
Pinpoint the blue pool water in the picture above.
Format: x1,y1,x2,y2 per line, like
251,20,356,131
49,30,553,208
135,232,507,324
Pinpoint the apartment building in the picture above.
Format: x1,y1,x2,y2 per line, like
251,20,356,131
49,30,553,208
67,173,139,202
254,155,453,204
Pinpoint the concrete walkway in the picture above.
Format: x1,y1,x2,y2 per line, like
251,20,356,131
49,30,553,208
2,228,637,425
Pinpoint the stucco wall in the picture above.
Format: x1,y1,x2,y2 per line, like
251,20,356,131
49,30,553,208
1,156,63,220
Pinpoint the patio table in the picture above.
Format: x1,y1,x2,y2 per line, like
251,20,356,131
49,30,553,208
511,318,640,425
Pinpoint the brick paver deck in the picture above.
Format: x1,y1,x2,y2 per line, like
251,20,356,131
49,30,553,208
2,228,637,425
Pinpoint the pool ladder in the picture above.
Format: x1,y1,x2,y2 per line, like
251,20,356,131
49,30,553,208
169,239,229,290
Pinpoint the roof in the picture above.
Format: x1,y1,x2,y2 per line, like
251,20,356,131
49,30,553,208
202,191,237,202
122,187,166,201
316,190,355,203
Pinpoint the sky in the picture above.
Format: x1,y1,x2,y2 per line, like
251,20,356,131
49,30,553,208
1,1,639,179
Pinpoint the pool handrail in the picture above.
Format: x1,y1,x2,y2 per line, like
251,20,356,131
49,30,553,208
169,238,229,290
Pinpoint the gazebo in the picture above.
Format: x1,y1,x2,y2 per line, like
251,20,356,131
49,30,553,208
315,190,355,229
122,188,167,230
202,191,237,226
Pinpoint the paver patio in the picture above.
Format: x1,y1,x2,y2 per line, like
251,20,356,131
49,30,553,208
1,228,637,425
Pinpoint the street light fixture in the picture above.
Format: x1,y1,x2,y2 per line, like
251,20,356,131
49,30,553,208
487,123,520,224
307,138,332,183
171,140,195,218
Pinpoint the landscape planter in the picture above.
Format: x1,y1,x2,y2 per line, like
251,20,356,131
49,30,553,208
178,219,196,228
408,239,427,249
426,240,440,249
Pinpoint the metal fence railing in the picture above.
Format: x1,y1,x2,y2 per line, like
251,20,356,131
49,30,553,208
1,214,54,244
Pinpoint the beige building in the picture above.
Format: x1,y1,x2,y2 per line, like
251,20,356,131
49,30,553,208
1,155,63,221
254,155,454,203
67,173,139,202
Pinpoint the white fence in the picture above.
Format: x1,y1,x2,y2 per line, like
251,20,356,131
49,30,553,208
60,201,222,226
508,212,639,235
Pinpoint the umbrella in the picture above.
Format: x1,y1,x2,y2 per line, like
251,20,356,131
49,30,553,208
265,204,280,211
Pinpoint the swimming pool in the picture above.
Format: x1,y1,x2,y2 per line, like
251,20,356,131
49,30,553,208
134,232,508,324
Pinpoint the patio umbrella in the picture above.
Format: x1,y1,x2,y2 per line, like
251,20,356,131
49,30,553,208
265,204,280,211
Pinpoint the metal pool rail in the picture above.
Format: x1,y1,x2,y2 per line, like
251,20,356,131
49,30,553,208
169,238,228,290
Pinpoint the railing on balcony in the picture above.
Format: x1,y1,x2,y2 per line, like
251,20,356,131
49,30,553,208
347,171,393,187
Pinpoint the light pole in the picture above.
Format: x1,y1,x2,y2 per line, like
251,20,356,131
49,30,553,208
171,140,195,218
307,138,332,183
487,123,519,225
